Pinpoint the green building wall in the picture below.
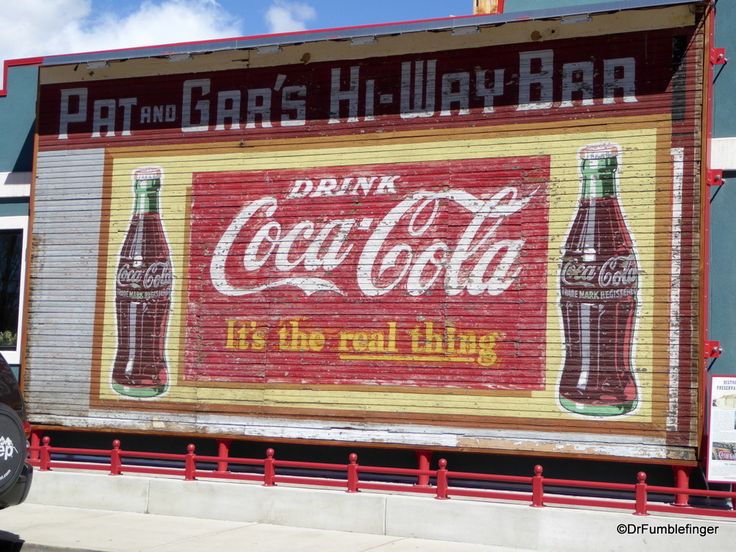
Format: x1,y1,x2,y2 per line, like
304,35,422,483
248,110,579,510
710,0,736,376
0,64,37,173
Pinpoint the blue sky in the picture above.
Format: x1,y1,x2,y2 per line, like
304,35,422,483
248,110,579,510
102,0,479,35
0,0,508,88
218,0,479,33
0,1,476,67
0,0,601,76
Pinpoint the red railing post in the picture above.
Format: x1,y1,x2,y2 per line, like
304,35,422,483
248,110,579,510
264,448,276,486
347,453,359,493
415,449,433,487
531,464,544,507
216,439,232,473
110,439,122,476
184,444,196,481
29,430,41,462
435,458,449,500
40,436,51,471
634,471,648,516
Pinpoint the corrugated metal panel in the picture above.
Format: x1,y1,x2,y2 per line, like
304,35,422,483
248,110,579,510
26,3,705,461
26,150,105,417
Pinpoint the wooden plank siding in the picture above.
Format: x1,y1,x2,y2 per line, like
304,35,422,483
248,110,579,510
24,4,706,461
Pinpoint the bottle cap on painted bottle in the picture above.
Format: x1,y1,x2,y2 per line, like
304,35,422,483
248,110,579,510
133,167,162,181
579,143,620,161
133,167,162,193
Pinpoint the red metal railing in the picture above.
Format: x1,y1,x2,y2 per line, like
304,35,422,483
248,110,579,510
27,436,736,519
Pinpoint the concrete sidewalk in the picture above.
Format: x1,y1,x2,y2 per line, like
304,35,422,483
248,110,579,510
4,470,734,551
0,504,525,552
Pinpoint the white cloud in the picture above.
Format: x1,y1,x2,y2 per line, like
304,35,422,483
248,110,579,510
0,0,242,87
265,1,316,34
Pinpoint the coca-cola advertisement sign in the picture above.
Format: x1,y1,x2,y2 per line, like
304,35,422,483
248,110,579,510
116,261,172,294
184,157,550,389
560,255,638,295
557,143,640,417
23,0,707,461
112,168,172,398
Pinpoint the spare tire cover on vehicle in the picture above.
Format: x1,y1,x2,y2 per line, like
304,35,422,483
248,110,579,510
0,403,26,495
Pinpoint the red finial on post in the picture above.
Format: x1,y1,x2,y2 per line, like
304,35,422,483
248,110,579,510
40,436,51,471
29,431,41,462
531,464,544,507
264,448,276,486
110,439,122,476
435,458,449,500
184,444,196,481
634,471,648,515
347,453,359,493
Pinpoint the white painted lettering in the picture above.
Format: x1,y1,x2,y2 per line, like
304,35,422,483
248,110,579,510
58,88,88,140
560,62,594,108
440,72,470,116
375,176,399,195
313,179,338,197
210,186,533,299
518,50,554,111
119,98,137,136
92,99,117,138
246,88,273,128
281,85,306,127
165,104,176,122
400,60,437,118
475,68,505,113
216,90,241,130
603,57,637,104
182,79,211,132
287,180,313,199
329,66,360,124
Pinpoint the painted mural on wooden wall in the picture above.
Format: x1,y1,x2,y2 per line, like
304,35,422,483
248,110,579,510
106,142,643,419
112,167,171,398
27,3,704,458
88,115,678,429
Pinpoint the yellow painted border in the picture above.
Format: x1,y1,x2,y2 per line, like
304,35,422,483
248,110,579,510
95,115,671,426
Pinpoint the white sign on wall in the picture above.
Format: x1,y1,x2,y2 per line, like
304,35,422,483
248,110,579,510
707,376,736,483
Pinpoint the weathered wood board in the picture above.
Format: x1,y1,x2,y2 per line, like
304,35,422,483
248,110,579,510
25,3,706,461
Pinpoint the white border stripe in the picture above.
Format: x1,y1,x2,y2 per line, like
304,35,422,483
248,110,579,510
711,137,736,170
0,171,31,198
667,148,684,430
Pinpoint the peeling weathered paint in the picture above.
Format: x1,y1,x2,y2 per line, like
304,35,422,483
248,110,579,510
24,5,705,461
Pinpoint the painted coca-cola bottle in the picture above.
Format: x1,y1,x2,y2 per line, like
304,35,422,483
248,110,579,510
558,143,639,416
112,167,172,398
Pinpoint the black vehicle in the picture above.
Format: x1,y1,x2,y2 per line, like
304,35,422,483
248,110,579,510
0,353,32,508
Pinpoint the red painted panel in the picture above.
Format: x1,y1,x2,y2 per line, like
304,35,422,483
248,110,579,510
37,29,682,149
184,156,550,389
